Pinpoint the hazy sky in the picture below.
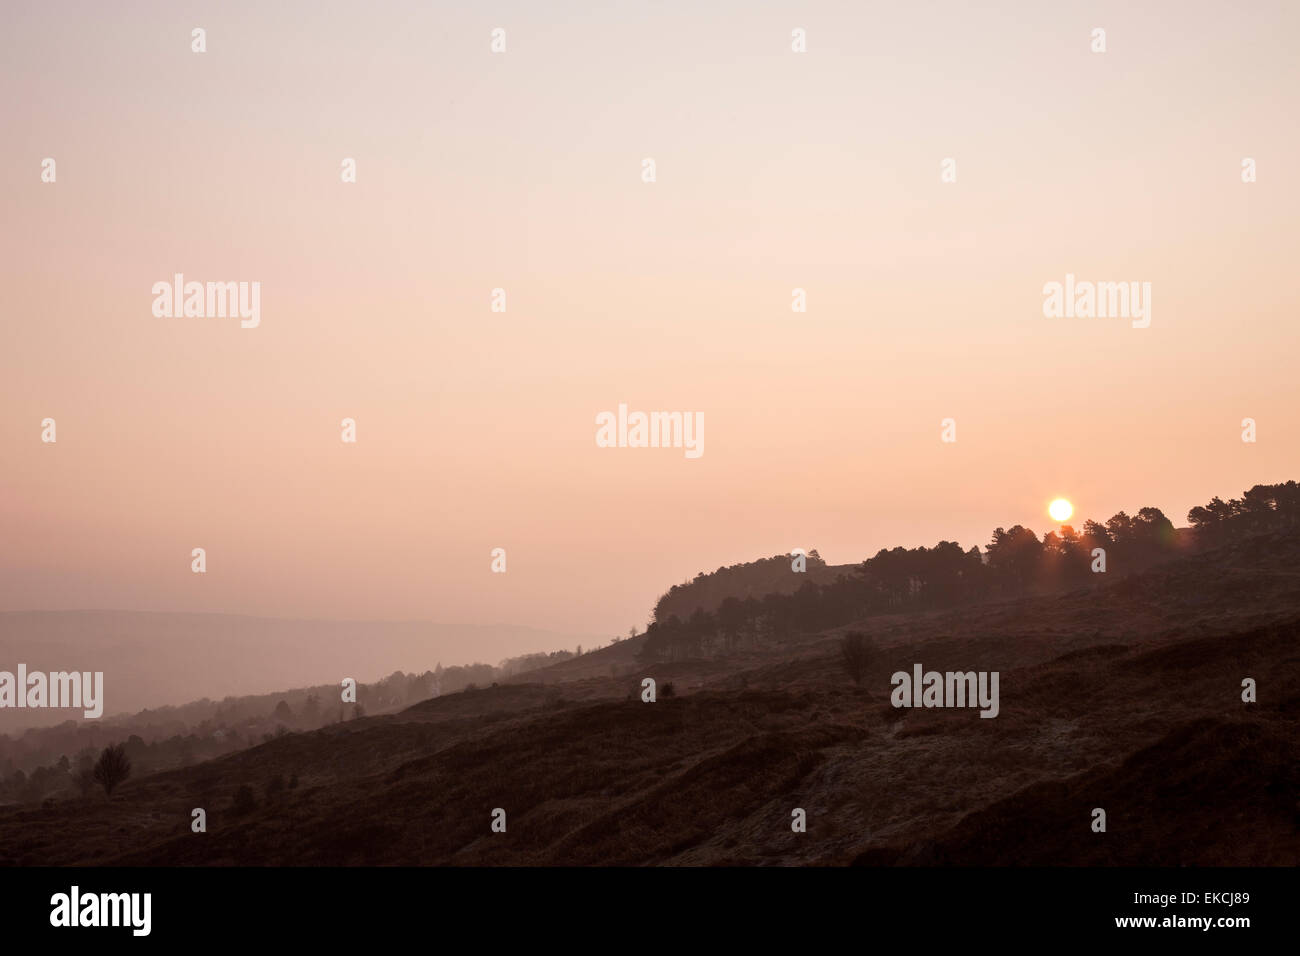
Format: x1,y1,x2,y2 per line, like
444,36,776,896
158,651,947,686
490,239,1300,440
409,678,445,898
3,1,1299,642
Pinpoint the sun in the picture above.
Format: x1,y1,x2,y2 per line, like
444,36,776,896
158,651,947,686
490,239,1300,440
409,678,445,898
1048,498,1074,522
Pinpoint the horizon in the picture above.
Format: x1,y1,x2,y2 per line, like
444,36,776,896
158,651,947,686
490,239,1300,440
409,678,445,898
0,481,1251,624
0,477,1284,630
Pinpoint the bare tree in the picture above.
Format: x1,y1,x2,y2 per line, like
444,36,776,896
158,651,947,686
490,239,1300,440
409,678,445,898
840,631,875,687
92,744,131,797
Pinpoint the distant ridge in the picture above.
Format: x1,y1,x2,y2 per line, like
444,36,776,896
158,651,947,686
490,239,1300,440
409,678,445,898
0,611,599,731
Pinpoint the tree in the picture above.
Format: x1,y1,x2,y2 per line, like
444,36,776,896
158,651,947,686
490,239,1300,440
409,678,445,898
1055,525,1091,582
1187,503,1218,537
716,596,747,651
840,631,875,686
1133,506,1176,545
272,700,293,722
1082,519,1110,546
92,744,131,797
986,525,1043,591
1105,511,1134,544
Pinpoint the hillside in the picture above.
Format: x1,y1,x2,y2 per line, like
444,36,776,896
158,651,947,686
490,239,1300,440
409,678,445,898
1,529,1296,866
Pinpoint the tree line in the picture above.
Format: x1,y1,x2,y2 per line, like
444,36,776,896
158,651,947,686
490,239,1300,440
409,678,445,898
638,481,1296,663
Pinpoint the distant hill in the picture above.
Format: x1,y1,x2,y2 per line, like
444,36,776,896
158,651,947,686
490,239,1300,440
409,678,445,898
651,551,852,622
0,612,598,732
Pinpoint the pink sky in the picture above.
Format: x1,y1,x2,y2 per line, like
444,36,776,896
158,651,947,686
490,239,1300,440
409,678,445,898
3,1,1298,641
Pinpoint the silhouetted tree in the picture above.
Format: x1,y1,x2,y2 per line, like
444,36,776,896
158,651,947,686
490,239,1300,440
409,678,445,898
1188,482,1299,544
1134,506,1176,545
92,744,131,797
986,525,1043,591
1105,511,1136,546
1082,520,1110,546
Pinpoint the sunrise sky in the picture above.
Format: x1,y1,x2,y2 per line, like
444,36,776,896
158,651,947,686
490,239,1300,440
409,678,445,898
3,1,1299,647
